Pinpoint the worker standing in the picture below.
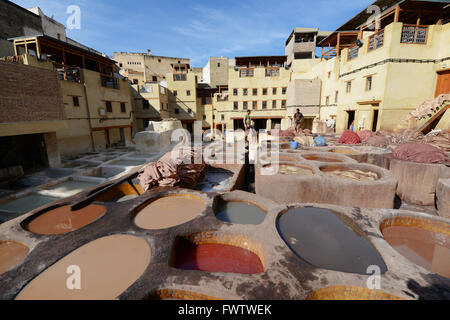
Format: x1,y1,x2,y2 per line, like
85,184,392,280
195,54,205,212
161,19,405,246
294,108,304,135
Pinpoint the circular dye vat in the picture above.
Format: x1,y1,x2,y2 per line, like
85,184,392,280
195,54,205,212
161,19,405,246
0,241,29,275
303,155,344,163
94,183,142,203
277,207,387,275
321,166,379,181
16,234,151,300
173,238,264,275
307,286,402,300
215,200,266,225
25,204,107,235
134,195,205,230
150,289,221,300
264,164,314,176
330,148,358,155
381,217,450,278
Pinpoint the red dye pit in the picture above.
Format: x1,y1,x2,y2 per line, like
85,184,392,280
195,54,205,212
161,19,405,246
173,239,264,275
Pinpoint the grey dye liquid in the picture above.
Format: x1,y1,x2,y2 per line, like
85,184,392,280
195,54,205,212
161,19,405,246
216,201,266,225
277,207,387,275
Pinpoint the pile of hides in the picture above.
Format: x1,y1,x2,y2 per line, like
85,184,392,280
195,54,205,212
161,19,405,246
365,136,391,148
404,93,449,123
338,131,362,145
393,143,449,164
294,136,314,147
138,146,206,192
422,131,450,152
358,130,376,142
271,129,295,138
314,136,327,147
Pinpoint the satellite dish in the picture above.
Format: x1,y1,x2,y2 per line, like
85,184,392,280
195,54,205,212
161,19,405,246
356,39,364,48
234,66,239,71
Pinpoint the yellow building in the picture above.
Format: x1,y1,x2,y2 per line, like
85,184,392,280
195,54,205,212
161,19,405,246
314,0,450,134
212,56,291,132
131,83,169,132
10,35,135,157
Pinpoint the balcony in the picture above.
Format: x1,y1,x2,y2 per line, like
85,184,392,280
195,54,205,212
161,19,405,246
368,29,384,52
239,68,254,78
54,64,81,83
401,25,428,44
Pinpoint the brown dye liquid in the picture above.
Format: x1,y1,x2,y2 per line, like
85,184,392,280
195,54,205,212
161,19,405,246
0,241,29,275
304,155,344,163
265,164,313,176
173,238,264,275
321,167,379,181
135,195,205,230
26,204,107,235
382,226,450,278
16,235,151,300
277,207,387,275
95,184,143,203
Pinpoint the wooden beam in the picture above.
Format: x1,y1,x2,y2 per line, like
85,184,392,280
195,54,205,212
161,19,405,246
416,17,421,25
437,18,442,25
336,33,341,56
394,6,400,22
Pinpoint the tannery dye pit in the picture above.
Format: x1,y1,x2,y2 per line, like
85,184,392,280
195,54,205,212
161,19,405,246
321,166,379,181
277,207,387,275
381,217,450,278
215,200,266,225
0,241,29,276
172,238,264,275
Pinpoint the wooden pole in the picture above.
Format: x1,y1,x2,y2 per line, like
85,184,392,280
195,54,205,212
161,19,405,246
394,6,400,22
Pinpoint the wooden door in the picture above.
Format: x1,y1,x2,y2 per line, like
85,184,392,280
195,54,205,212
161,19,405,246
435,70,450,97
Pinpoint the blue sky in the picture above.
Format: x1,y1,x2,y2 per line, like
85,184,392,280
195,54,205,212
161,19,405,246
11,0,373,66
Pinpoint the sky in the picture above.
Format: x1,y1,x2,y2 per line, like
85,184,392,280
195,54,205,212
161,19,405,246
11,0,374,67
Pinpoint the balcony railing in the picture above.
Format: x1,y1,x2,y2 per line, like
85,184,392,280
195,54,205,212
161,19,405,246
239,68,254,78
101,75,120,89
401,25,428,44
265,67,280,77
54,63,81,83
368,29,384,52
347,46,359,61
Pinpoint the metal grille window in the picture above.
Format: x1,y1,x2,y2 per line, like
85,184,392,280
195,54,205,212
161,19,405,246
265,67,280,77
401,25,428,44
106,101,112,113
173,74,187,81
120,103,126,113
101,76,119,89
262,101,267,109
281,100,286,109
243,89,248,96
253,89,258,96
272,100,277,109
348,46,359,60
368,30,384,52
243,101,248,110
239,68,254,77
234,102,238,110
252,101,257,110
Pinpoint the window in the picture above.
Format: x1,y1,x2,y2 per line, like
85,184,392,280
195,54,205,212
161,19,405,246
328,72,331,79
243,89,248,96
175,108,180,114
188,108,192,114
234,102,238,110
346,81,352,93
119,63,123,68
161,102,164,110
143,100,150,110
120,102,126,113
272,100,277,109
173,74,186,81
281,100,286,108
187,90,191,96
401,25,428,44
368,29,384,52
273,88,277,95
325,96,330,106
253,88,258,96
233,89,238,96
239,68,254,77
173,90,178,97
335,91,339,103
221,115,225,121
252,101,257,110
152,76,157,82
203,115,207,120
217,63,221,67
262,101,267,109
72,96,80,107
158,59,161,62
106,101,112,113
243,101,248,110
265,67,280,77
133,79,138,84
263,88,268,95
282,87,287,95
366,76,373,91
